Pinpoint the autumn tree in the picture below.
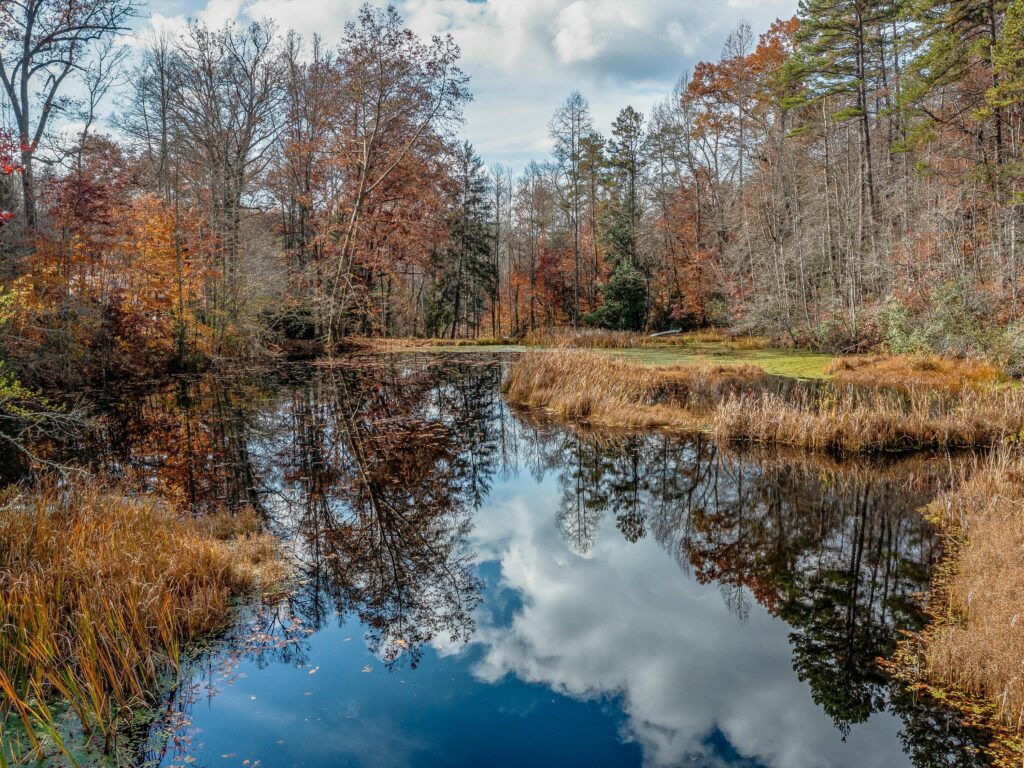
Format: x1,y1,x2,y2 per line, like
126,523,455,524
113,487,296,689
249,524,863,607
322,3,469,345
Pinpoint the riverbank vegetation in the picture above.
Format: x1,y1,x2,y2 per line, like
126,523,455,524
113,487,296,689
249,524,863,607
0,479,288,764
889,451,1024,767
504,351,1024,454
502,349,767,431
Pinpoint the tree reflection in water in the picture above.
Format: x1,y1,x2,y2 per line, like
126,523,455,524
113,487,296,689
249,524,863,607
92,354,986,766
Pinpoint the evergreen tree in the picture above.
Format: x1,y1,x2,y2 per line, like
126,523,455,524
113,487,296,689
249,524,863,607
604,107,645,268
790,0,902,215
904,0,1009,165
426,142,496,338
585,260,648,331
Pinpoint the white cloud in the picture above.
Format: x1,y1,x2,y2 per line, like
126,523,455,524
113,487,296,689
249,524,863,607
554,2,601,64
455,479,914,768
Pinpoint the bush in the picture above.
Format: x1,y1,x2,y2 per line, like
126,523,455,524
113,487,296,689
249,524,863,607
585,261,648,331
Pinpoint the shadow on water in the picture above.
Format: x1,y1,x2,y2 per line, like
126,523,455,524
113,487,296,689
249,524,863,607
83,353,989,768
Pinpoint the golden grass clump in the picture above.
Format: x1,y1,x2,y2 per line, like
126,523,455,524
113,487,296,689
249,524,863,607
501,350,766,430
887,451,1024,766
505,350,1024,454
712,386,1024,454
0,481,289,761
826,354,1008,393
350,336,503,349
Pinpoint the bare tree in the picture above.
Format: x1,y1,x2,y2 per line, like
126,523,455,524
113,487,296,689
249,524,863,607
0,0,136,228
549,91,593,325
171,20,284,333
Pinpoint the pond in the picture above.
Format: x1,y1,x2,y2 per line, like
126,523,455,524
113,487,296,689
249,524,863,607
88,353,985,768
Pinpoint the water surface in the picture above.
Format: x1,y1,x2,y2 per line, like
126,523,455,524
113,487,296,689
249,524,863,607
91,354,983,768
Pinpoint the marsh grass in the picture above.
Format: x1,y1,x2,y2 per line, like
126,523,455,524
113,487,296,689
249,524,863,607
501,350,767,430
505,351,1024,453
826,354,1009,393
351,336,508,349
517,327,768,351
887,450,1024,767
713,384,1024,454
0,481,288,764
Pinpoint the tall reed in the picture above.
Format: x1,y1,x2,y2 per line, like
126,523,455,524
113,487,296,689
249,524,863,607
505,350,1024,454
502,350,765,430
0,481,287,763
712,385,1024,454
888,449,1024,767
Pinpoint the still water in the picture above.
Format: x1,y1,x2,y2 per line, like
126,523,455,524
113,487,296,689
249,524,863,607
90,353,983,768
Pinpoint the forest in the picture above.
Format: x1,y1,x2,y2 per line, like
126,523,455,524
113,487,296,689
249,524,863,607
3,0,1024,386
5,1,1024,767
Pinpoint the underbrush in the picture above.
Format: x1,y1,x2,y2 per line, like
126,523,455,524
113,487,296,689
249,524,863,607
0,480,289,765
888,450,1024,767
827,354,1008,393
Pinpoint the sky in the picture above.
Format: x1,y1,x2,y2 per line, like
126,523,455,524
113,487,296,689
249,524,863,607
136,0,798,172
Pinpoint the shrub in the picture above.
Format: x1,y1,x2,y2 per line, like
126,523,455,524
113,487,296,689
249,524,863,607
584,261,648,331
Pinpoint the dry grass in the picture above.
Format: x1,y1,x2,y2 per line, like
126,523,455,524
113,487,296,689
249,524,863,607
0,480,289,763
350,336,507,349
505,350,1024,454
517,327,768,351
519,328,648,349
713,386,1024,454
827,354,1009,393
888,451,1024,766
501,350,766,430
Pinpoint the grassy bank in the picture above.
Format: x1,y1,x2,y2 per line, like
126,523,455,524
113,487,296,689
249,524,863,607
888,451,1024,767
501,350,768,431
504,351,1024,454
826,354,1011,393
0,480,289,765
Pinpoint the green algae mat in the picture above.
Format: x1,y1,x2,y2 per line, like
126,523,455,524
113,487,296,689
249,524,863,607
596,344,835,379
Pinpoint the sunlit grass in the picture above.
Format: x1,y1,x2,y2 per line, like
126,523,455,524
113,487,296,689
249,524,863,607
504,350,1024,454
501,350,767,431
0,481,289,764
827,354,1011,392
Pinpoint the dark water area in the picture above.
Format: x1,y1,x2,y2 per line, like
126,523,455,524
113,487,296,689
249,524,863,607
86,353,986,768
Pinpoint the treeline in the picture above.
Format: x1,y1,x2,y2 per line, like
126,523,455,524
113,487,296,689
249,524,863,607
502,0,1024,366
0,2,480,384
3,0,1024,386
